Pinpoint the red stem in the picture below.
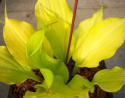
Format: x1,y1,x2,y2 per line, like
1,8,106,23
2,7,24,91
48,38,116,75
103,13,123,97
65,0,78,64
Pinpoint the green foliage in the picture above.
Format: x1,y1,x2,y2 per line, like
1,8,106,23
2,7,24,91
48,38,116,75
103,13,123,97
0,46,42,84
35,0,73,30
4,5,36,66
26,28,69,83
0,0,125,98
92,67,125,92
35,0,75,62
38,69,54,90
24,75,89,98
74,5,103,41
73,18,125,68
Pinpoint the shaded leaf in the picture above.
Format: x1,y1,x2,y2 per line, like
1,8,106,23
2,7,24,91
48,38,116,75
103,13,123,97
24,75,89,98
26,30,69,83
43,36,53,57
46,20,75,62
36,69,54,90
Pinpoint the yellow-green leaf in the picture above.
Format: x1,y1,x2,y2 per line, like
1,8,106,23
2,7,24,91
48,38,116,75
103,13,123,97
3,7,36,66
36,2,74,62
43,36,53,57
27,30,44,58
74,6,103,41
92,67,125,92
35,69,54,90
24,75,89,98
24,88,58,98
46,19,75,62
0,46,42,84
73,18,125,68
26,30,69,83
35,0,73,30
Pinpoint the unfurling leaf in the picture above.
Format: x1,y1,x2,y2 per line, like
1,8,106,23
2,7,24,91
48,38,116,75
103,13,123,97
92,67,125,92
26,30,69,83
35,69,54,90
73,18,125,68
0,46,42,84
43,36,53,57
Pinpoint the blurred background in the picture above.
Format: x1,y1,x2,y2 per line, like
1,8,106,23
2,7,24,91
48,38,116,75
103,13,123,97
0,0,125,98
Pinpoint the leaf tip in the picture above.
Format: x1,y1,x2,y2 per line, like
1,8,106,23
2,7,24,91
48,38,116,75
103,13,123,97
5,0,8,19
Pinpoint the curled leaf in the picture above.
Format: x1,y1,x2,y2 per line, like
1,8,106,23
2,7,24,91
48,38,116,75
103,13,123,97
35,0,74,62
43,36,53,57
26,29,69,83
35,69,54,90
92,67,125,92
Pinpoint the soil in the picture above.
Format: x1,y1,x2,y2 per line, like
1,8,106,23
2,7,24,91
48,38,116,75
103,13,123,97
10,59,109,98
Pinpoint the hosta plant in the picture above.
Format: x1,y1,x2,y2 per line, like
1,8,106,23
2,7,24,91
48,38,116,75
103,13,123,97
0,0,125,98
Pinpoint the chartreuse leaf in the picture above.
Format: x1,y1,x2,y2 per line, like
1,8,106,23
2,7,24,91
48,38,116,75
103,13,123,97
35,69,54,91
67,75,90,98
46,20,75,62
27,30,44,58
74,5,103,41
24,75,89,98
24,88,58,98
26,29,69,83
73,18,125,68
3,4,36,66
35,0,74,62
92,67,125,92
0,46,42,84
35,0,73,30
43,36,53,57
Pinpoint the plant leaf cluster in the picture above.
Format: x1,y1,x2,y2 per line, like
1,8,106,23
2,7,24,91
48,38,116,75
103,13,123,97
0,0,125,98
